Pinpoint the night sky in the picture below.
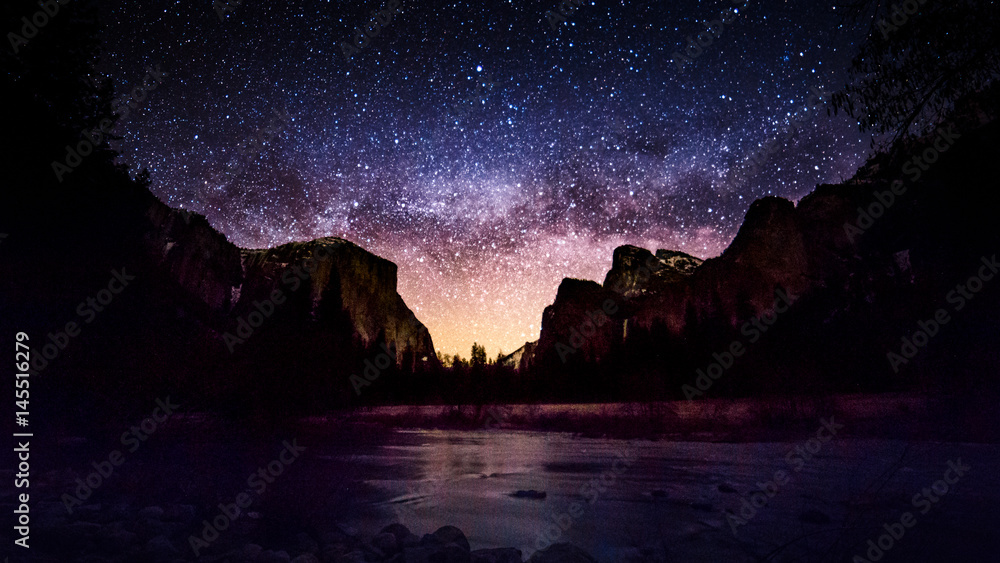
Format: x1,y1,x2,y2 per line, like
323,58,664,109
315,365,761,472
97,0,871,357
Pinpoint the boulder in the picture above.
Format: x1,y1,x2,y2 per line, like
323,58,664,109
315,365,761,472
380,523,419,547
432,525,470,552
244,544,265,561
402,546,439,563
259,550,293,563
527,544,597,563
471,547,523,563
404,544,470,563
372,532,400,555
438,543,473,563
334,550,366,563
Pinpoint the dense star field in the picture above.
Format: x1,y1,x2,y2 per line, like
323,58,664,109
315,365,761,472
98,0,871,357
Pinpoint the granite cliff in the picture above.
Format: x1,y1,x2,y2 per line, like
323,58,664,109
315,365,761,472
522,117,1000,398
236,237,437,372
2,191,438,412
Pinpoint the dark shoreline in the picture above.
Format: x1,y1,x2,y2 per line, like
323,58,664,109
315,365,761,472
328,392,1000,443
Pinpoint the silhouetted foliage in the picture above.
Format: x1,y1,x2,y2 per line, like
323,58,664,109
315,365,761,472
470,342,487,367
833,0,1000,148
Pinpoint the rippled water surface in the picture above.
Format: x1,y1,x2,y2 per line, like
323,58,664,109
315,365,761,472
305,427,1000,561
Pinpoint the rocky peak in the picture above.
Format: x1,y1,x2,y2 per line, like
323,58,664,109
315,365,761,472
501,341,537,371
237,236,437,371
143,198,244,312
723,196,801,263
143,196,437,372
655,249,702,275
603,245,702,297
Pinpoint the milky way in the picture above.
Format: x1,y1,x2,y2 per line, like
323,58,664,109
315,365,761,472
99,0,872,357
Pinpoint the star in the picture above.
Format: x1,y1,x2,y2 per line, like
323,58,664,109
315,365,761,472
102,0,870,357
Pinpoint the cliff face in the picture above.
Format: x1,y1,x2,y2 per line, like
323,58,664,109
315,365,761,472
526,185,896,378
603,245,702,297
502,341,537,372
142,198,437,372
530,278,626,368
525,117,1000,398
237,238,437,371
144,200,244,314
629,196,819,335
3,188,438,410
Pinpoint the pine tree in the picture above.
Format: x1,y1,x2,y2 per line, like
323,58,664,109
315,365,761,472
832,0,1000,148
471,342,487,368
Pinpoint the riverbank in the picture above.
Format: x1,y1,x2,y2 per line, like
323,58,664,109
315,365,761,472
332,392,999,442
